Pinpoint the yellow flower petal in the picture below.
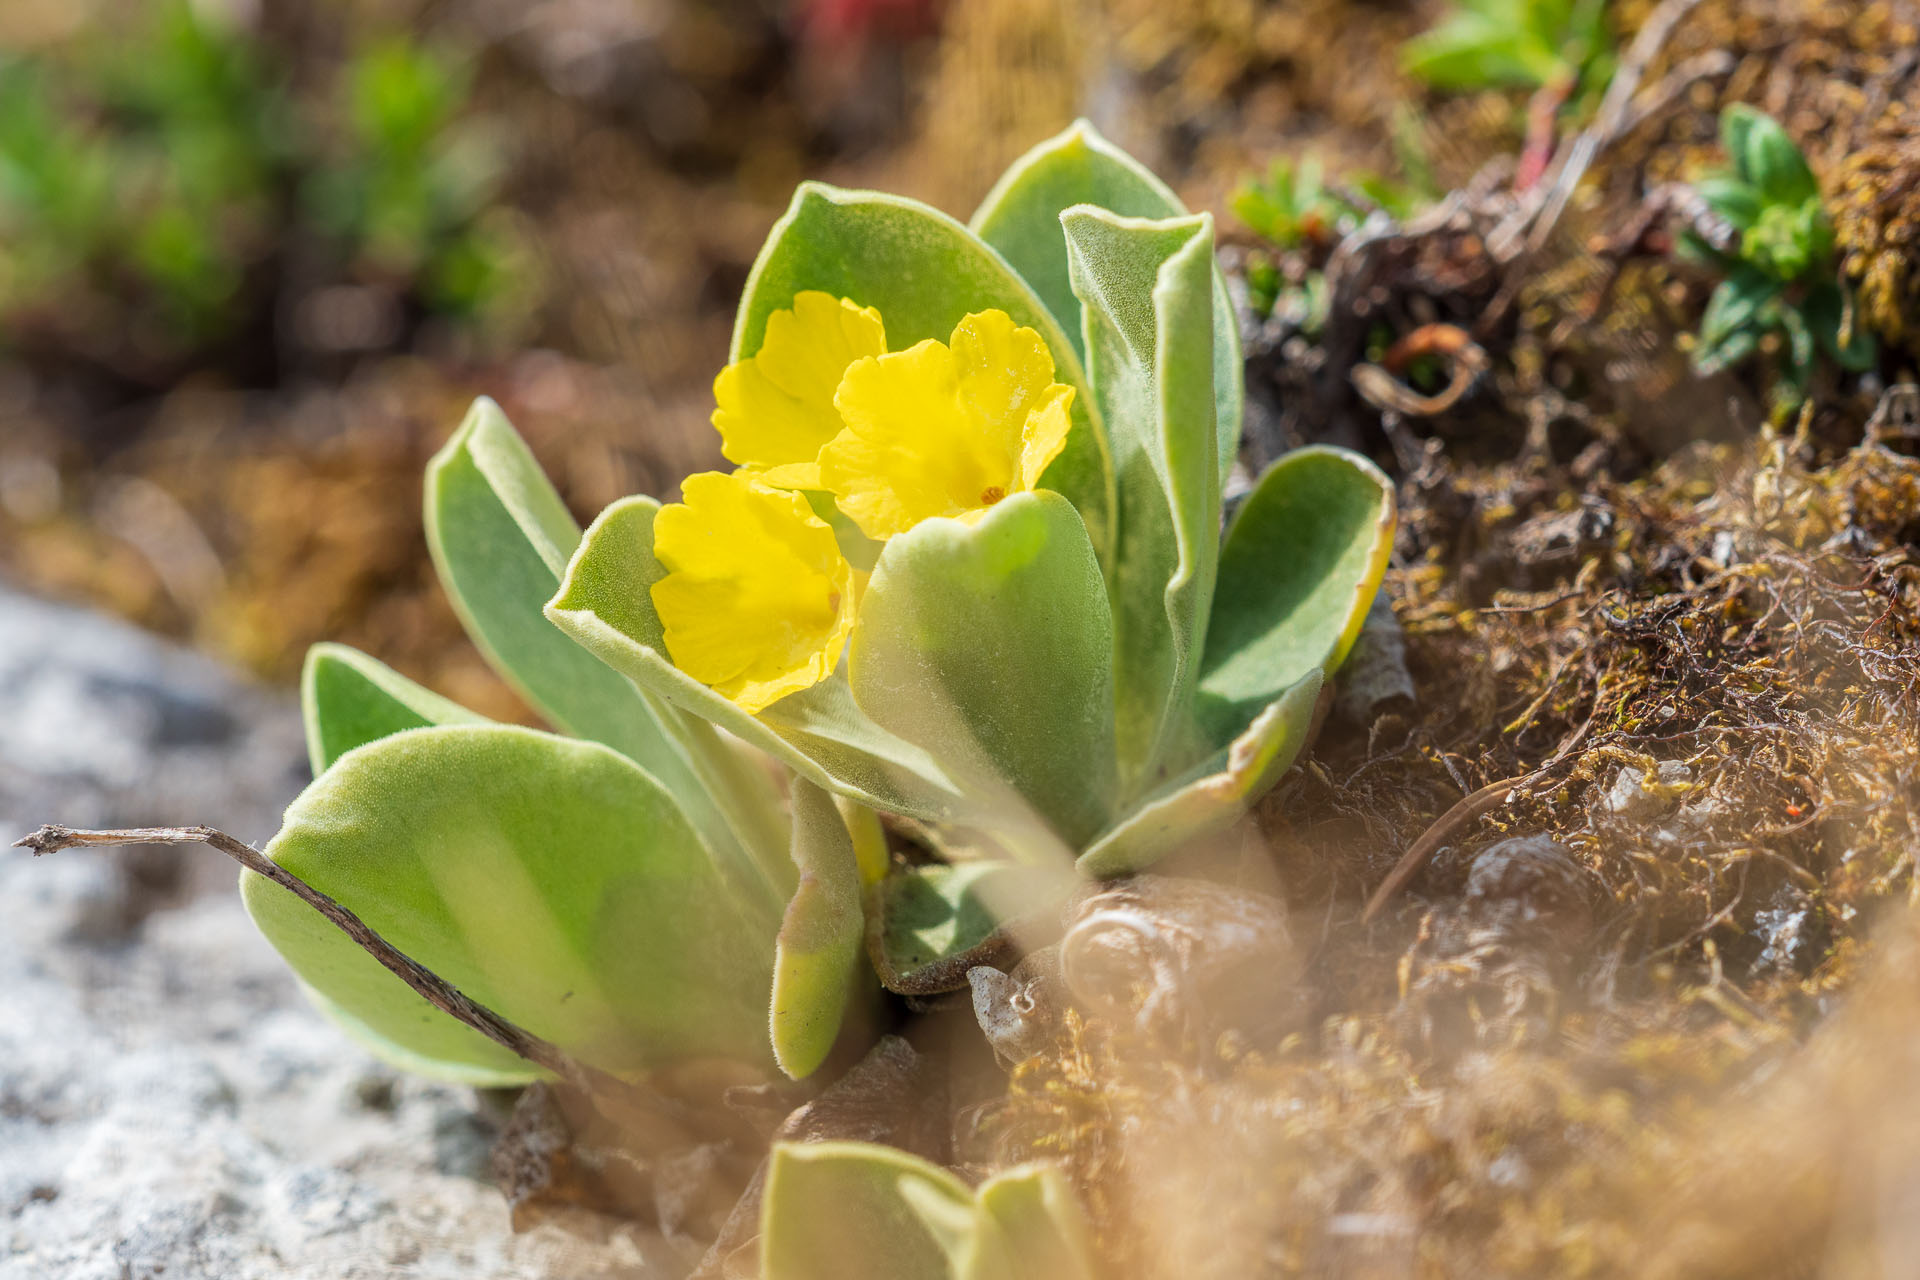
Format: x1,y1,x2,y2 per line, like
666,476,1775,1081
711,292,886,489
819,310,1075,541
650,471,857,714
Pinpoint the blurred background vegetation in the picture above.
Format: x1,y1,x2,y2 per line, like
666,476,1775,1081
0,0,1436,717
6,0,1903,722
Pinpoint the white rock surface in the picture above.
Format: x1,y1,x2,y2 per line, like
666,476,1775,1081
0,587,679,1279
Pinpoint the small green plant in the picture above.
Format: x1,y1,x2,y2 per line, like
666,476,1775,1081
233,120,1392,1273
303,39,516,316
1232,156,1362,253
1686,105,1876,405
0,7,518,364
0,2,285,340
1230,154,1424,327
1401,0,1613,98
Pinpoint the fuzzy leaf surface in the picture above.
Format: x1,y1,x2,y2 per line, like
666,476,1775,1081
762,1141,976,1280
970,119,1243,484
1194,446,1394,749
428,400,792,915
848,490,1116,849
243,724,779,1082
972,1164,1099,1280
732,181,1115,569
770,779,872,1079
301,641,485,776
761,1142,1095,1280
1061,206,1220,796
1078,669,1323,877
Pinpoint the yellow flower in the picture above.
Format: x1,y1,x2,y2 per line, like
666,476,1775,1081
818,309,1074,541
650,471,857,713
712,291,886,490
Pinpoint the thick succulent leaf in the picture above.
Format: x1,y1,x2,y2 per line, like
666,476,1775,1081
848,490,1117,849
972,1165,1099,1280
1804,282,1878,371
761,1143,1094,1280
301,641,485,777
428,400,792,915
770,780,873,1080
1062,207,1220,797
1194,446,1394,750
1693,175,1761,232
1400,13,1547,89
970,119,1243,486
1698,266,1783,355
546,495,972,823
869,860,1070,994
1078,670,1323,878
732,181,1116,570
242,724,780,1082
762,1141,976,1280
1723,104,1818,207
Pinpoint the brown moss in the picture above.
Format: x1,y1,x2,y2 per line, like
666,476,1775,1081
1833,99,1920,354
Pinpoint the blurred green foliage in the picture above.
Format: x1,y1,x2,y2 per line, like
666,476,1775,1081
1685,106,1875,409
1231,153,1428,331
304,38,511,316
1401,0,1614,99
0,2,520,370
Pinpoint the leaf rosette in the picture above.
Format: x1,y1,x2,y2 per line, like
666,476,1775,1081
242,122,1395,1114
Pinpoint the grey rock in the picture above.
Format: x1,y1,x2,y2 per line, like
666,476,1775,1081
0,587,674,1279
1334,593,1415,725
1601,760,1693,821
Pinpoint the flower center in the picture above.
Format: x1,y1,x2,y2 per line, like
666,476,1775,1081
979,485,1007,506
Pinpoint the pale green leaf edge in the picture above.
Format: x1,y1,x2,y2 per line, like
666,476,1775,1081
970,118,1244,490
300,641,486,778
1076,668,1324,878
770,779,873,1079
1061,205,1220,799
425,399,793,919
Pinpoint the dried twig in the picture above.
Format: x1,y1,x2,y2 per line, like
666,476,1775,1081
1519,0,1710,255
13,824,691,1134
1361,780,1519,924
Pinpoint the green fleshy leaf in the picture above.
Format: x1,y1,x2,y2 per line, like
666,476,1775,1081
1693,175,1762,232
761,1143,1096,1280
1695,269,1783,373
972,1165,1099,1280
731,181,1116,573
1804,281,1879,371
300,641,484,777
243,724,781,1081
770,779,873,1080
869,860,1069,995
1722,103,1760,186
848,491,1117,850
545,495,971,824
1078,670,1323,878
1401,13,1545,89
1061,206,1220,797
1724,105,1818,207
1194,447,1394,750
1696,325,1759,375
969,119,1243,486
428,399,792,917
1780,300,1816,387
762,1142,975,1280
